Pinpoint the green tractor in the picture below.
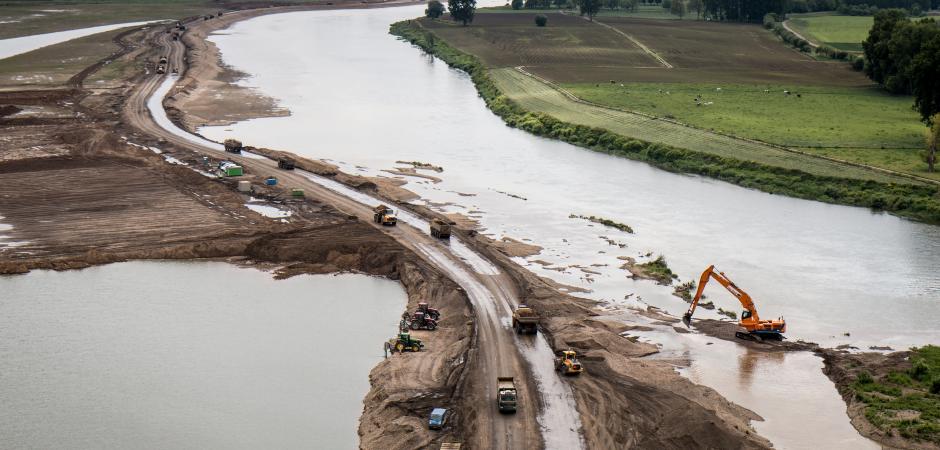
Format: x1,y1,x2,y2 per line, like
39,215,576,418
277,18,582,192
387,333,423,353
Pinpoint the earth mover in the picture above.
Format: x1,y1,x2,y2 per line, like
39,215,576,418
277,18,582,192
682,265,786,341
430,218,453,239
496,377,517,413
512,305,539,334
373,204,397,226
224,139,243,154
387,332,423,353
408,311,438,331
277,158,295,170
555,350,584,376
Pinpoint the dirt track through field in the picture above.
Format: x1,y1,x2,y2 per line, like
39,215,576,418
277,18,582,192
491,67,928,185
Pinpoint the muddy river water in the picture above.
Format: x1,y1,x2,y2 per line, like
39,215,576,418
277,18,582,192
197,5,940,448
0,261,405,449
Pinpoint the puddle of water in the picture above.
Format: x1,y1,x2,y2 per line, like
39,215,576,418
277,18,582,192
0,261,405,449
0,21,163,61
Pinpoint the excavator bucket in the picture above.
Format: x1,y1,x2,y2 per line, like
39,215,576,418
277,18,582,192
682,312,692,328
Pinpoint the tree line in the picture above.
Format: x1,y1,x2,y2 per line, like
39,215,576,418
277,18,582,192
862,9,940,169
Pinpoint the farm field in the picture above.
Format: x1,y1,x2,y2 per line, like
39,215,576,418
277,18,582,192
489,68,924,185
422,13,660,69
563,83,925,149
478,4,692,19
0,1,215,39
419,13,936,182
0,27,129,87
787,13,873,52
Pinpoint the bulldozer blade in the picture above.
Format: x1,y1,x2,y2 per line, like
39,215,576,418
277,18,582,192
681,313,692,328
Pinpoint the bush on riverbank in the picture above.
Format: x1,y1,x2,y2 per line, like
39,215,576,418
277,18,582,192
389,20,940,224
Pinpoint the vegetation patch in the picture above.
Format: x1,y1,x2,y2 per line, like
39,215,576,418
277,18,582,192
390,20,940,224
395,160,443,172
636,255,675,283
562,82,927,159
787,13,874,52
570,214,633,233
851,346,940,444
717,307,737,319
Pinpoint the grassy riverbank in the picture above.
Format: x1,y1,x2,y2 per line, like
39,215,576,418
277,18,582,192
390,19,940,223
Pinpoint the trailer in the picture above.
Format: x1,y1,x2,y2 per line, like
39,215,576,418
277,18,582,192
430,218,453,239
512,305,539,334
223,139,243,154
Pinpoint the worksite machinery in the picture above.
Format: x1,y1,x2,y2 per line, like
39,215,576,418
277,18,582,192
373,205,397,226
430,218,453,239
387,333,423,353
682,265,787,341
417,302,440,320
496,377,517,413
512,305,539,334
408,311,438,331
224,139,243,154
555,350,584,376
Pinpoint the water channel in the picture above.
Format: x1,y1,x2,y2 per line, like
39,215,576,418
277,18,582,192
0,21,163,61
0,261,405,449
195,6,940,448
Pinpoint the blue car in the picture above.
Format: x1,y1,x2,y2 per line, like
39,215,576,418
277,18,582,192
428,408,448,429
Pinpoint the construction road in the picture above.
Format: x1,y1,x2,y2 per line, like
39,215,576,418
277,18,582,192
122,12,583,450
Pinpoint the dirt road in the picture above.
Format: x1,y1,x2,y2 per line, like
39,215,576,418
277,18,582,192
123,11,582,449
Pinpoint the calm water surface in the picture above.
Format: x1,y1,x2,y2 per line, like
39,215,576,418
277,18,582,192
0,261,405,449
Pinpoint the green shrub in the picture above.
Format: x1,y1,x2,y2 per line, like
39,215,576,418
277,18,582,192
512,0,523,9
912,359,931,381
931,378,940,395
535,14,548,26
857,370,874,384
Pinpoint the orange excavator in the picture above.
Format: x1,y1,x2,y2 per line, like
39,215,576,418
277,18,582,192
682,265,786,341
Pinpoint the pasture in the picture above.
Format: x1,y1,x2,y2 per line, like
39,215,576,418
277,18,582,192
787,14,873,52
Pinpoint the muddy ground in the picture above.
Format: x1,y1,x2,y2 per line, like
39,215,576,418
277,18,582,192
0,2,895,449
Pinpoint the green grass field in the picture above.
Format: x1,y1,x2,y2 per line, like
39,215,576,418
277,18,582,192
490,68,926,184
563,83,925,149
787,14,873,52
478,4,694,19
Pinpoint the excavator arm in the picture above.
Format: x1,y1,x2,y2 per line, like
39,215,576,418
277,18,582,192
682,265,760,327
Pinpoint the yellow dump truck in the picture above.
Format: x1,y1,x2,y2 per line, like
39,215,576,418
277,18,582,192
512,305,539,334
373,204,397,226
496,377,517,413
430,218,453,239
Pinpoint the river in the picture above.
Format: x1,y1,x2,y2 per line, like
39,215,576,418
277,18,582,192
0,261,405,449
195,5,939,449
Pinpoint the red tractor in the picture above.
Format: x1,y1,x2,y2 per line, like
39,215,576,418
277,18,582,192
409,311,438,331
416,302,441,320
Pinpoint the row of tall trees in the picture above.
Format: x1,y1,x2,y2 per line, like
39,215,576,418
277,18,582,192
702,0,786,22
863,10,940,170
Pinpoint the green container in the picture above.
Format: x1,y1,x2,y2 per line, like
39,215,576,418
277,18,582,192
291,188,305,198
224,166,243,177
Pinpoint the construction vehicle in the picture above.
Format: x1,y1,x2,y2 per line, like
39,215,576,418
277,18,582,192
156,65,166,74
373,204,397,226
277,158,295,170
496,377,517,413
159,56,168,64
408,311,438,331
555,350,584,376
416,302,440,320
224,139,243,154
172,67,178,74
387,332,423,352
217,161,242,177
430,218,453,239
682,265,786,341
290,188,304,198
512,305,539,334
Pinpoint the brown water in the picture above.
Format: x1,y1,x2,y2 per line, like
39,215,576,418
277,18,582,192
0,261,406,449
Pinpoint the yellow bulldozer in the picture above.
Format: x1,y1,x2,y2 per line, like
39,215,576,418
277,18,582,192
555,350,584,376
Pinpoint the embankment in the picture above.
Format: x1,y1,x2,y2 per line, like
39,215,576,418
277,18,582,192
389,20,940,225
